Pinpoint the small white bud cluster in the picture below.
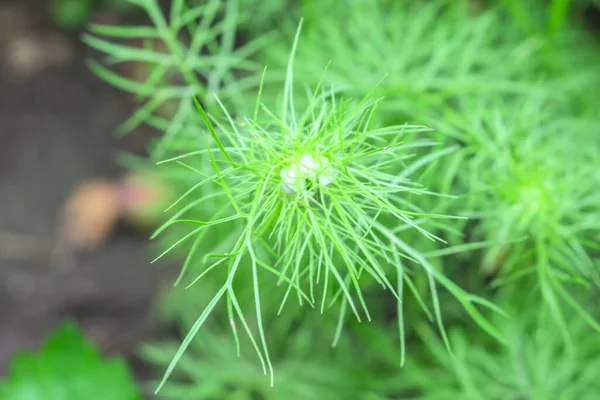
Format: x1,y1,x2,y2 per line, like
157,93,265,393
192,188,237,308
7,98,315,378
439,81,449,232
280,154,337,196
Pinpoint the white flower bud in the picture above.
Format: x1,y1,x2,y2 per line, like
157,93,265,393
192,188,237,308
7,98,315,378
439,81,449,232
281,153,337,196
280,163,305,195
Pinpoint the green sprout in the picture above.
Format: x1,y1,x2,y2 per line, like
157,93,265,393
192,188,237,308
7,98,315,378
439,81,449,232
150,21,504,392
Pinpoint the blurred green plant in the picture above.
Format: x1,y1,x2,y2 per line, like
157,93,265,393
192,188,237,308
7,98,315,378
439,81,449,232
264,0,550,124
497,0,600,34
84,0,275,159
49,0,134,30
407,293,600,400
143,281,374,400
0,323,142,400
424,94,600,344
492,0,600,116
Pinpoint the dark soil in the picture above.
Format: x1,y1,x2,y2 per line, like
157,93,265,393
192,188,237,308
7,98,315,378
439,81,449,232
0,3,162,380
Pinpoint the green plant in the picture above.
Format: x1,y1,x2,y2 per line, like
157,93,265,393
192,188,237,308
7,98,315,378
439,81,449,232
496,0,600,34
407,293,600,400
0,323,142,400
147,20,510,390
264,0,551,125
423,94,600,344
49,0,134,30
144,282,375,400
83,0,274,158
83,0,600,397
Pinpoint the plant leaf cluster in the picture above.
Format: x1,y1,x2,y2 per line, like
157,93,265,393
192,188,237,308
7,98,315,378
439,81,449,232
84,0,600,398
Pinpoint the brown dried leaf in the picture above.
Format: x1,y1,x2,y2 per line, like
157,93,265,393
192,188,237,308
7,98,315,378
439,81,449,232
57,179,121,252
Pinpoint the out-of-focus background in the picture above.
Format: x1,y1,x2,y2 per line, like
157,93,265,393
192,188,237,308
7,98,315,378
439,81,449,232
0,0,167,381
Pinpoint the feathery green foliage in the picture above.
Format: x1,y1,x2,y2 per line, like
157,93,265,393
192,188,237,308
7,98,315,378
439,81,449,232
83,0,600,396
422,93,600,343
143,283,372,400
84,0,273,156
146,22,506,390
266,0,550,122
409,294,600,400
